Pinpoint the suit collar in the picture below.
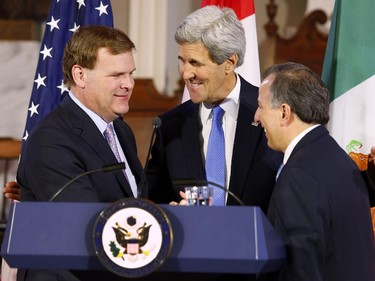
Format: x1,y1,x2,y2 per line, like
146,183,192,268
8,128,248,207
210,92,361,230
61,95,113,164
181,79,265,199
289,125,328,160
60,96,135,197
284,124,321,164
229,77,264,197
180,102,207,181
202,73,241,121
177,79,265,199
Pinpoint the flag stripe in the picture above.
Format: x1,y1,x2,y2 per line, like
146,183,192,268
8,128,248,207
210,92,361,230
322,0,375,101
236,14,260,87
322,0,375,154
328,76,375,153
200,0,254,20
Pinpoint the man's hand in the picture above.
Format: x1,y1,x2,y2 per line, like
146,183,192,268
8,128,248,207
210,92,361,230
169,191,187,206
3,181,21,201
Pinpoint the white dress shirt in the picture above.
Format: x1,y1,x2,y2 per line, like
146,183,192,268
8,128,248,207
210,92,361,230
200,73,241,197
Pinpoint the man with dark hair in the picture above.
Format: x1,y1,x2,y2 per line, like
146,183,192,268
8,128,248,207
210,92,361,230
254,62,375,281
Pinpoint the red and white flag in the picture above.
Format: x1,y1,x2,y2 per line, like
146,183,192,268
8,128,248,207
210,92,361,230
182,0,260,102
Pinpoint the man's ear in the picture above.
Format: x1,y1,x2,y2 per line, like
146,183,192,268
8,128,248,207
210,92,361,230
72,65,85,88
225,53,238,74
280,103,292,125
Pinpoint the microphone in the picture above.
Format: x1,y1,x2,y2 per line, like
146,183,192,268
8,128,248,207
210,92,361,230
137,117,162,197
49,162,125,202
172,179,245,206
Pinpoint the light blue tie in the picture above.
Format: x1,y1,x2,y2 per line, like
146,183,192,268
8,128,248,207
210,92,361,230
206,106,226,206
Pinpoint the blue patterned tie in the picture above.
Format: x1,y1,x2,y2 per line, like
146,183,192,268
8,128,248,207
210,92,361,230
206,106,226,206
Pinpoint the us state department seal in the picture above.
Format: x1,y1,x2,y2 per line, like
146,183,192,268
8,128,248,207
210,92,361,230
93,198,173,278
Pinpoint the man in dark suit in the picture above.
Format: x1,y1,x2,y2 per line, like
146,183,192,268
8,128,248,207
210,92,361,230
254,62,375,281
144,6,282,280
16,25,144,281
146,6,282,215
147,75,281,212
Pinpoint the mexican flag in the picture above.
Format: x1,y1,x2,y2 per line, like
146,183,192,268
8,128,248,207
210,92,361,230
182,0,260,102
322,0,375,234
322,0,375,163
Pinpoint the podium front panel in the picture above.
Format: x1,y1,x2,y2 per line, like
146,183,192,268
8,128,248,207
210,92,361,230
1,202,285,273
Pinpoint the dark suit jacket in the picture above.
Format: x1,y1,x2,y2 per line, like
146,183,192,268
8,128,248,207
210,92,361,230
266,125,375,281
145,76,282,281
16,95,144,281
147,76,282,212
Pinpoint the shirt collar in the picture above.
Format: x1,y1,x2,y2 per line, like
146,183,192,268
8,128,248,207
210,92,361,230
69,92,109,134
283,124,321,164
201,73,241,123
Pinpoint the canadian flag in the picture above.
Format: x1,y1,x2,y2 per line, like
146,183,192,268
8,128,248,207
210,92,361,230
182,0,260,102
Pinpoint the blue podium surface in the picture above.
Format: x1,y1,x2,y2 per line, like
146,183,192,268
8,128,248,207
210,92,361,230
1,201,285,274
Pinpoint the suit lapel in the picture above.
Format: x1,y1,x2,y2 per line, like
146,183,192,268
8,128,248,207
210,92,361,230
230,103,263,197
113,118,143,184
289,125,327,160
181,103,206,181
62,96,134,197
229,77,263,199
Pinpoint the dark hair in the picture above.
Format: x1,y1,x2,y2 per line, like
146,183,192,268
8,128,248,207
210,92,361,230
262,62,330,125
63,25,136,88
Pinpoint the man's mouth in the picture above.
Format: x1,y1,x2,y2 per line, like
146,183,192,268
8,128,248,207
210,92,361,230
187,80,202,88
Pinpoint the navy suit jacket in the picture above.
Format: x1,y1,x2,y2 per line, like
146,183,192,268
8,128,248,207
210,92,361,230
18,94,144,203
147,76,282,213
266,125,375,281
17,95,144,281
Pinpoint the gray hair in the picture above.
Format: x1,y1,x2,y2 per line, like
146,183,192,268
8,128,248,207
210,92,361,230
175,5,245,67
262,62,330,125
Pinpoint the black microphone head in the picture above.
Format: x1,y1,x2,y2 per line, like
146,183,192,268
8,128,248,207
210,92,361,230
152,117,162,129
101,162,125,173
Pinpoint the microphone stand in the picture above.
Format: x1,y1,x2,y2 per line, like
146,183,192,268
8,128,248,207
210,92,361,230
49,162,125,202
137,117,161,198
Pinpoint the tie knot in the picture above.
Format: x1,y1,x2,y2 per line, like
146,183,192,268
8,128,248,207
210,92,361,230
104,123,115,137
104,123,117,150
212,106,224,121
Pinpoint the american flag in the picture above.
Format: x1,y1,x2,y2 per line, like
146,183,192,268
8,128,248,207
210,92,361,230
22,0,113,146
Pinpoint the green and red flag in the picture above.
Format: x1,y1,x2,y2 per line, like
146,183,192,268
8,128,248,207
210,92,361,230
322,0,375,161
